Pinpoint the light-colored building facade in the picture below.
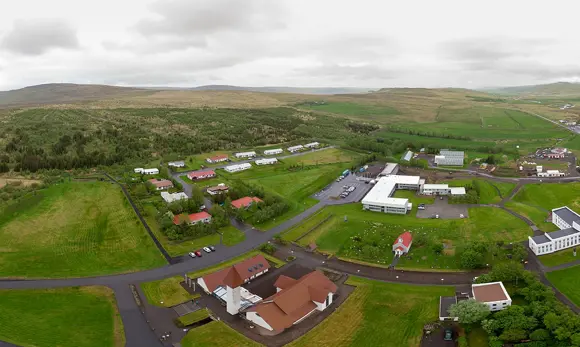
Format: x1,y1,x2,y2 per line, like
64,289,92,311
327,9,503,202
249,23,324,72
225,163,252,173
168,161,185,168
235,151,256,159
435,150,465,166
264,148,283,155
206,155,228,163
378,163,399,177
161,191,188,203
304,142,320,148
287,145,304,153
528,207,580,255
362,175,422,214
135,168,159,175
472,282,512,312
421,184,466,196
538,170,565,177
255,158,278,165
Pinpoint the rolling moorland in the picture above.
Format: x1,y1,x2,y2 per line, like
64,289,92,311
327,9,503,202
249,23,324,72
2,82,580,347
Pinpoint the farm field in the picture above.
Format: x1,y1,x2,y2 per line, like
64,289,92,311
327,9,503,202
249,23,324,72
287,277,453,347
546,265,580,307
0,286,124,347
180,321,261,347
291,203,531,270
0,181,166,278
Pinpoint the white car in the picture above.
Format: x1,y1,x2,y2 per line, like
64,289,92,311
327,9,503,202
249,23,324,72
203,247,212,253
188,252,196,258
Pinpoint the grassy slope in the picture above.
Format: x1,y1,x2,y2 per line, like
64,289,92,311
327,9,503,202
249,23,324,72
288,277,453,347
0,286,124,347
546,265,580,306
512,183,580,211
177,309,210,326
293,203,531,270
0,181,166,278
540,248,580,268
180,321,261,347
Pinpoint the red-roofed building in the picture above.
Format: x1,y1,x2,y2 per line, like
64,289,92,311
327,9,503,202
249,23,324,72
393,231,412,256
231,196,263,209
187,170,216,180
197,254,271,294
206,154,229,164
148,178,174,191
244,271,338,334
173,211,212,225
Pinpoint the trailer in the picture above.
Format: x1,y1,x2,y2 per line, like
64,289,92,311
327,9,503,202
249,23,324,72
342,169,350,176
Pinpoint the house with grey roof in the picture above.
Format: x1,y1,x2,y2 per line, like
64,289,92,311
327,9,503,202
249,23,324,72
528,206,580,255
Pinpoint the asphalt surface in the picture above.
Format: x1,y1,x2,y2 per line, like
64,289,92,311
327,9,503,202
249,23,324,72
5,148,580,347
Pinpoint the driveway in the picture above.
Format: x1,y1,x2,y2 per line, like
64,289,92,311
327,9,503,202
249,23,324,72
416,196,469,220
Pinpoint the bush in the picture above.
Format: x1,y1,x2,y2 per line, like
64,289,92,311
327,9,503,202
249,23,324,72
259,243,277,255
457,336,468,347
286,256,296,262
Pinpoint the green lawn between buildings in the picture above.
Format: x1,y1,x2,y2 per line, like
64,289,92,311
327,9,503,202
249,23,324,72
287,277,453,347
176,309,210,327
546,265,580,307
180,321,262,347
0,286,124,347
540,248,580,268
285,203,531,271
0,181,166,278
141,251,285,308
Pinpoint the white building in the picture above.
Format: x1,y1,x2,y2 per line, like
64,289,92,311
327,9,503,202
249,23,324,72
255,158,278,165
435,150,465,166
472,282,512,312
304,142,320,148
538,170,565,177
168,161,185,168
378,163,399,177
529,207,580,255
161,191,188,203
287,145,304,153
362,175,422,214
235,151,256,159
134,168,159,175
421,184,466,196
264,148,283,156
225,163,252,173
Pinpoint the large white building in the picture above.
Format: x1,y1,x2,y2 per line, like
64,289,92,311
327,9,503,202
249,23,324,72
264,148,283,156
287,145,304,153
225,163,252,173
529,206,580,255
421,184,466,196
362,175,423,214
435,150,465,166
255,158,278,165
235,151,256,159
305,142,320,148
538,170,565,177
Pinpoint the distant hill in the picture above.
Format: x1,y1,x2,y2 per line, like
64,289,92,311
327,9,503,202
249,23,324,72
481,82,580,97
0,83,149,107
187,85,374,95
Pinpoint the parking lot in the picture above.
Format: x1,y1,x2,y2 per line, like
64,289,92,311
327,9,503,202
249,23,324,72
416,196,469,219
314,174,372,203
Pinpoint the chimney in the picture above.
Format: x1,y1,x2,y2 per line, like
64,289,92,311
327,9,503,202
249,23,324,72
223,267,244,315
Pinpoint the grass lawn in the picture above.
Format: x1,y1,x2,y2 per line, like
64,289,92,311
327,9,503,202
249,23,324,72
467,326,489,347
503,201,557,232
0,181,166,278
297,204,531,270
0,286,124,347
140,276,200,308
287,277,453,347
176,309,210,326
282,148,361,166
440,178,516,204
512,182,580,211
539,248,580,267
281,209,333,242
546,265,580,306
180,321,261,347
221,225,246,246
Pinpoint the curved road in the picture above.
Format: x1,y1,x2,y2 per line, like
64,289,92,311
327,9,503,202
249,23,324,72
3,159,580,346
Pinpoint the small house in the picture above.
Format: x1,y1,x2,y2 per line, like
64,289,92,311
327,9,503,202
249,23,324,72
206,155,229,164
231,196,263,209
393,231,412,256
173,211,212,225
148,179,173,191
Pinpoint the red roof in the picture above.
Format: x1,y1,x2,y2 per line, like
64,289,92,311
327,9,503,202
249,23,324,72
209,154,228,161
187,170,216,180
394,231,412,247
148,179,173,188
173,211,211,225
246,271,338,332
199,255,270,292
231,196,263,209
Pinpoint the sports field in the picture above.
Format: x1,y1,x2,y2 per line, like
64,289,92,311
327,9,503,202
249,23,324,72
286,203,531,270
0,286,124,347
0,181,166,278
180,321,261,347
287,277,453,347
546,265,580,307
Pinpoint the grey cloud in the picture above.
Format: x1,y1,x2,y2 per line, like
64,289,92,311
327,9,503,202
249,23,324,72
134,0,284,47
296,64,399,80
1,19,79,55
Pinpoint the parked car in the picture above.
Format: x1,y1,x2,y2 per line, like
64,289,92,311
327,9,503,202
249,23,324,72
439,196,443,200
443,328,453,341
209,246,216,251
418,204,426,210
348,187,356,192
188,252,196,258
203,247,212,253
195,251,202,257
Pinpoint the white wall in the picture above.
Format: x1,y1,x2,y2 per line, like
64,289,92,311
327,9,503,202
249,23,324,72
484,299,511,312
197,278,210,294
246,312,274,331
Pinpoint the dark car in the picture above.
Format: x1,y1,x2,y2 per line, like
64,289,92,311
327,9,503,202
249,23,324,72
195,250,202,257
209,246,216,251
443,328,453,341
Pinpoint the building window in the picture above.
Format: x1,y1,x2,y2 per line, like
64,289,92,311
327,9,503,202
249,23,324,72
325,295,330,307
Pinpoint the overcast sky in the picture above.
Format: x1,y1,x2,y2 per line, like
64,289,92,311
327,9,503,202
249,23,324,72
0,0,579,90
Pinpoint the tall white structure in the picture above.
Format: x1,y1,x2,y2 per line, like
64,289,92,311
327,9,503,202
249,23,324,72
264,148,283,155
529,206,580,255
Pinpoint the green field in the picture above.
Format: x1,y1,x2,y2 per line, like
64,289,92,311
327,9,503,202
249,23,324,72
512,183,580,211
467,327,489,347
290,203,531,270
441,178,516,204
281,209,334,243
503,201,557,232
180,321,261,347
0,286,124,347
0,181,166,278
287,277,453,347
297,101,399,118
546,265,580,306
